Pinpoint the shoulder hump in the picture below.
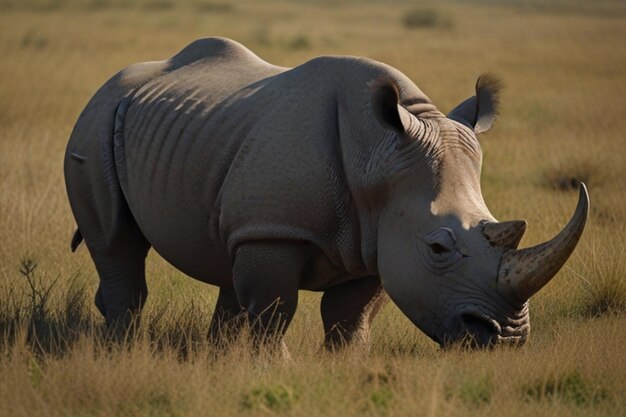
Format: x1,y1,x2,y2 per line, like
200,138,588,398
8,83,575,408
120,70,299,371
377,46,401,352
167,37,265,70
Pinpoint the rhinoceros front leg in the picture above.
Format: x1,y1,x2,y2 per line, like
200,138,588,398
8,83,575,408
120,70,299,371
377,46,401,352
232,241,305,350
321,276,388,350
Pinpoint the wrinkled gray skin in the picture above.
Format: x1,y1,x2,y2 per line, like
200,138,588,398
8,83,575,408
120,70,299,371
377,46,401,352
65,37,588,350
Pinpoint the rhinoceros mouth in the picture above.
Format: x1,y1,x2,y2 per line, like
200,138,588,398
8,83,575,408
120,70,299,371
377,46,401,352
461,311,501,335
457,311,501,348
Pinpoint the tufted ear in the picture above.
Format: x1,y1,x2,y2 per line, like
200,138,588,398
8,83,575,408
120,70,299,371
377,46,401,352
448,73,503,134
370,80,414,134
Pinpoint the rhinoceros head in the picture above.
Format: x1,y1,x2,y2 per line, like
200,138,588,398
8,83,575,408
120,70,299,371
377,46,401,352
372,74,588,348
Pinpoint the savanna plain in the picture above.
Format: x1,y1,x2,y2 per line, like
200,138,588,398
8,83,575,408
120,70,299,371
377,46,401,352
1,0,625,416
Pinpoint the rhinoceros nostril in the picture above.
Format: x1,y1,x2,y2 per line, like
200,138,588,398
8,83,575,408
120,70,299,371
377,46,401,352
460,313,501,348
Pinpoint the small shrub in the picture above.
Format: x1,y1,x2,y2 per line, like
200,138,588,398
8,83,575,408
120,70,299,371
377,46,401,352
582,276,626,317
402,8,452,29
29,0,64,11
19,258,58,322
86,0,110,9
85,0,133,10
286,36,311,50
0,259,100,354
241,384,298,412
544,159,605,191
142,0,174,11
20,32,49,50
194,1,232,13
578,248,626,317
523,370,609,406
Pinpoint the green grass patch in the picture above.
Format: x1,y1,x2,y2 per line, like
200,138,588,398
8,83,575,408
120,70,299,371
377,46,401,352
445,375,492,408
241,383,298,412
523,370,609,406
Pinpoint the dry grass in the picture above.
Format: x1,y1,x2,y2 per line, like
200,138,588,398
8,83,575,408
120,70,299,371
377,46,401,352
1,0,625,415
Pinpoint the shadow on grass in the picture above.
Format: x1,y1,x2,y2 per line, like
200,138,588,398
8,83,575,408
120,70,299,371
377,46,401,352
0,258,226,359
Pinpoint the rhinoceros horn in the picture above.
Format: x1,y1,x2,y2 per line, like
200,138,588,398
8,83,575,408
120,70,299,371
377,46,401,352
482,220,527,250
497,183,589,301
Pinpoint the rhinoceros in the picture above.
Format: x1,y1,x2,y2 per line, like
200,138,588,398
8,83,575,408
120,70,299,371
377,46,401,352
64,37,588,349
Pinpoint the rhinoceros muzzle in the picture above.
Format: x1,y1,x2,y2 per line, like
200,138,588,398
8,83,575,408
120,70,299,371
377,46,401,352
448,302,530,349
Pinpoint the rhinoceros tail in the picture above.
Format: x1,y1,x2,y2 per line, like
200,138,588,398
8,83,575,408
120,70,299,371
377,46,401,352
71,228,83,252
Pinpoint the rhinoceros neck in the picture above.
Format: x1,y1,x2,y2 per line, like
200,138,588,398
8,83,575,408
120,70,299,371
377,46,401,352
326,57,442,274
429,121,492,228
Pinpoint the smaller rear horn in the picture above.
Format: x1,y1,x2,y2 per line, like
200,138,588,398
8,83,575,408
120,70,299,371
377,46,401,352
482,220,527,250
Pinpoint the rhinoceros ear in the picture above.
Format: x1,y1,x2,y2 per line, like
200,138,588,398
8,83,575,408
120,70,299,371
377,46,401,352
370,80,413,135
448,73,502,134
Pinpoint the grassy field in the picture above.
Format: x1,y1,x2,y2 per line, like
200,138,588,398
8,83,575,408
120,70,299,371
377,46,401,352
1,0,626,415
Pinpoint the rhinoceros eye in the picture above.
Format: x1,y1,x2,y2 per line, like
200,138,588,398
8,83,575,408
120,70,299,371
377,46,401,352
423,227,460,264
429,242,450,255
421,228,465,271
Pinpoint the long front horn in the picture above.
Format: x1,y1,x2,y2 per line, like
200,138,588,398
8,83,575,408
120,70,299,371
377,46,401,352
497,183,590,301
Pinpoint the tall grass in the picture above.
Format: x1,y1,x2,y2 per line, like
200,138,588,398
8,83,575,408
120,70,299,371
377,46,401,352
1,0,625,415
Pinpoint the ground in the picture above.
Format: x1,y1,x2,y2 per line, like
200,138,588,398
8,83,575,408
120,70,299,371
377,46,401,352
0,0,625,416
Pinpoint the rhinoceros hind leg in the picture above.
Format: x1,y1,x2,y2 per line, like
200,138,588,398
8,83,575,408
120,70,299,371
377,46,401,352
321,276,388,350
232,241,305,349
89,229,150,331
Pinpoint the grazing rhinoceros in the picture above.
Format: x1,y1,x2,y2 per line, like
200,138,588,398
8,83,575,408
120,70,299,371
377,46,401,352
64,37,588,349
